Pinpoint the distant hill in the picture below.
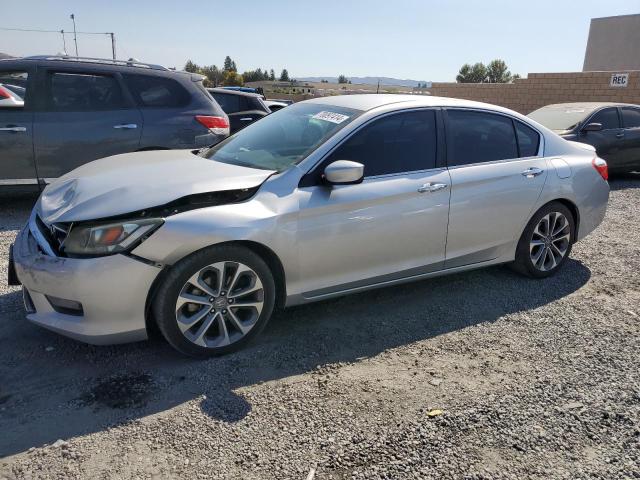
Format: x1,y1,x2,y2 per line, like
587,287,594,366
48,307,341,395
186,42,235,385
298,76,430,88
0,52,14,59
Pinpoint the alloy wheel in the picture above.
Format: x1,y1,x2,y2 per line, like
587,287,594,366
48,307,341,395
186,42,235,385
529,212,571,272
175,261,264,348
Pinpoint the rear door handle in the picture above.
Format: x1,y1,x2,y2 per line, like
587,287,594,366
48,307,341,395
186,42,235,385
240,117,253,121
418,182,448,193
521,167,544,178
0,126,27,133
615,132,625,139
113,123,137,129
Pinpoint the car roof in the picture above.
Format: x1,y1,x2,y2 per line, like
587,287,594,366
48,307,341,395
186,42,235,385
305,94,518,113
208,87,261,98
534,102,638,112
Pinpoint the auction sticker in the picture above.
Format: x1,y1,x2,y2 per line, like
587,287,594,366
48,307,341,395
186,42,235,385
312,111,350,124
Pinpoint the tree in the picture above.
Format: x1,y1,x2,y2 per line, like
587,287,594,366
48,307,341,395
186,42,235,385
184,60,200,73
338,74,349,84
269,69,276,81
486,59,513,83
456,62,488,83
201,64,222,87
221,70,243,86
279,69,290,82
223,56,235,72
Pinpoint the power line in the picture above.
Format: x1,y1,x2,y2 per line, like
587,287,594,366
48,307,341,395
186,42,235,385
1,26,117,59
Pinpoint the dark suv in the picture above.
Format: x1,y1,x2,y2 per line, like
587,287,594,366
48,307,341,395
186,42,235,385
0,56,229,190
208,88,271,134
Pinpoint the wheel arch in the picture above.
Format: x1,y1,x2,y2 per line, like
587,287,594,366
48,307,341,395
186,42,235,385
549,198,580,239
144,240,287,333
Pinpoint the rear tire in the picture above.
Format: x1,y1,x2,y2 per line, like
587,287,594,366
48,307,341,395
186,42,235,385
153,245,276,357
512,202,575,278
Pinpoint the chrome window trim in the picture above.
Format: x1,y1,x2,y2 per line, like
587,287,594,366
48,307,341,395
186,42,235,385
0,178,38,185
442,106,545,159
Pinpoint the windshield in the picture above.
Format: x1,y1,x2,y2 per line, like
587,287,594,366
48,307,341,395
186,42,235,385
528,106,592,131
200,103,362,172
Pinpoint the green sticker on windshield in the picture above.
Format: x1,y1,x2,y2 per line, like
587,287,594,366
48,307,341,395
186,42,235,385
312,111,350,124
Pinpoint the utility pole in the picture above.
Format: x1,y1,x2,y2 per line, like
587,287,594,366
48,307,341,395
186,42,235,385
60,30,67,54
109,32,116,60
70,14,78,56
376,78,380,94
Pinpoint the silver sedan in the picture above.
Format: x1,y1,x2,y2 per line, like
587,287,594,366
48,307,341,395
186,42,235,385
10,95,610,357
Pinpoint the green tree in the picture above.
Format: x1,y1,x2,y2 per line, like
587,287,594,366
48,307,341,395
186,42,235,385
456,62,488,83
269,69,276,81
279,69,290,81
223,56,234,72
222,70,243,86
338,74,349,84
486,59,513,83
201,65,222,87
184,60,200,73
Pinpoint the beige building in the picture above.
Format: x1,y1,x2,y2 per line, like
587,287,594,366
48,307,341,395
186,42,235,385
583,14,640,71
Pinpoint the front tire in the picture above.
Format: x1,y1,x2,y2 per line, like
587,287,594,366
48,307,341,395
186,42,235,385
153,245,276,357
513,202,575,278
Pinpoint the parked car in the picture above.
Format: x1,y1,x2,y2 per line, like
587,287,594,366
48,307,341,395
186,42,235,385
528,102,640,173
10,95,609,357
264,100,288,112
220,86,265,97
208,87,271,133
0,55,229,191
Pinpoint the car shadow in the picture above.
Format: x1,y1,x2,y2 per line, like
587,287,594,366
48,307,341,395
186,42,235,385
0,258,591,456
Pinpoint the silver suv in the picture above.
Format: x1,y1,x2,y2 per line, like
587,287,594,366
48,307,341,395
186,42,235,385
10,95,609,357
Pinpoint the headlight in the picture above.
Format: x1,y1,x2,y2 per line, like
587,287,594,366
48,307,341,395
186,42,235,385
63,218,163,256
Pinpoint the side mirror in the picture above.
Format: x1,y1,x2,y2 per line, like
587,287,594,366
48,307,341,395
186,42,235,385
582,122,603,132
323,160,364,185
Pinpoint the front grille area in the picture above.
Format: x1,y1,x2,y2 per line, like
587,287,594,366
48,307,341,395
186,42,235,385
34,215,69,256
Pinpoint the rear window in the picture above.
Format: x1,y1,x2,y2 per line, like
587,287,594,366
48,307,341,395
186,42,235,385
211,93,249,113
528,106,589,131
447,110,518,166
124,74,190,108
621,107,640,128
47,72,125,111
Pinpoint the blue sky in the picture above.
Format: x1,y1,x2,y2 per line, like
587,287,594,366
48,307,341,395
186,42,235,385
2,0,639,81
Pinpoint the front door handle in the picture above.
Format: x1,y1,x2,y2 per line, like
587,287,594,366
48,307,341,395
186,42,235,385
615,132,625,139
521,167,544,178
418,182,449,193
0,126,27,133
239,117,254,122
113,123,137,129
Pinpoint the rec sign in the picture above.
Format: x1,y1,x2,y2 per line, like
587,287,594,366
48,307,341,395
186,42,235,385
610,73,629,87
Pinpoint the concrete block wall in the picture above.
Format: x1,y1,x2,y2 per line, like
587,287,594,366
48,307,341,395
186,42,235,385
426,71,640,114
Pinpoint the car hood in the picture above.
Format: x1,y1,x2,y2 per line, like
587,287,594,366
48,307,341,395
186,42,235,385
36,150,275,223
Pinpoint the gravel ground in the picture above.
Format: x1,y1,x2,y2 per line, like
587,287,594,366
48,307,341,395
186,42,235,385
0,176,639,480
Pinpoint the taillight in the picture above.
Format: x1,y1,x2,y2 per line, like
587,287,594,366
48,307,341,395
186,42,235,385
195,115,229,136
592,157,608,181
0,86,11,99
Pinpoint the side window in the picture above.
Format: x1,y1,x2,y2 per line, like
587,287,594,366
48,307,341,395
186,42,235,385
515,121,540,157
124,74,190,108
48,72,124,111
0,71,28,109
212,93,242,113
590,108,620,130
325,110,437,177
621,107,640,129
447,110,517,166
